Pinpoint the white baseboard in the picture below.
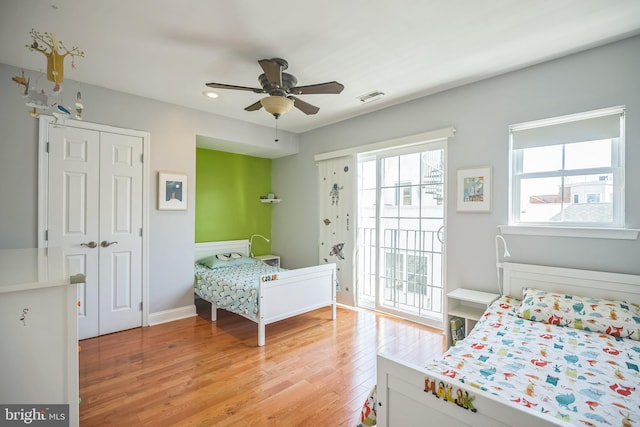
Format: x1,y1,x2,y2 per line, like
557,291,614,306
148,304,196,326
336,302,358,311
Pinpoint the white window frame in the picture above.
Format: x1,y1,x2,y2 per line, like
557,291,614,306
503,106,639,240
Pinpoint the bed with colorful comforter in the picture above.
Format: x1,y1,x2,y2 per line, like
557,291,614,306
359,292,640,426
194,256,285,320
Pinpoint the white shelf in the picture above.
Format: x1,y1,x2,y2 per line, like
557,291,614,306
446,288,499,348
254,254,280,267
447,288,499,306
260,198,281,203
448,302,486,322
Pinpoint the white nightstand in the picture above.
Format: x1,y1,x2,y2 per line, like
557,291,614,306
254,254,280,268
446,288,499,347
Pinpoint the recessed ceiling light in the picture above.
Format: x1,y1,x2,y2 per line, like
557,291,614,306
202,90,219,99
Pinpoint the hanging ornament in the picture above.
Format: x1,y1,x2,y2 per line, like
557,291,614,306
52,103,71,124
75,91,83,120
11,29,85,120
26,29,84,84
11,71,29,94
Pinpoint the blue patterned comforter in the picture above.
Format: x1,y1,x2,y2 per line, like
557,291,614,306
194,261,285,320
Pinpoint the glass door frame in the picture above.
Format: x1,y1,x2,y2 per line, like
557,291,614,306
356,140,447,330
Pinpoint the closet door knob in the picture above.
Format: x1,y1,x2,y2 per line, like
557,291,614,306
101,241,118,247
80,241,97,248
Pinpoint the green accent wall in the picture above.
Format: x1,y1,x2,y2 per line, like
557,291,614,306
195,148,272,255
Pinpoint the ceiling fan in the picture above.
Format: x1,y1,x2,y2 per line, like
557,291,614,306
205,58,344,119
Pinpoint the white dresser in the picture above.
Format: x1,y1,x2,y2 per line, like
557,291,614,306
0,248,83,426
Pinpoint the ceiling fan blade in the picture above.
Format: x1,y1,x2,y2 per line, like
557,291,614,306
290,81,344,95
244,100,263,111
258,59,283,88
289,96,319,115
206,82,264,93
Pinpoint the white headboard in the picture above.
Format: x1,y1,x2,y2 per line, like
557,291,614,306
194,240,250,263
503,262,640,305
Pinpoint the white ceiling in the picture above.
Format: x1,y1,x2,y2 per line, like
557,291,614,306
1,0,640,134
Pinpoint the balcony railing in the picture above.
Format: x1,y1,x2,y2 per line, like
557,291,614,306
357,227,444,319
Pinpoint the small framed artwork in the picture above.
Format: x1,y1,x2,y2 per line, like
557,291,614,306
158,172,187,210
457,167,492,212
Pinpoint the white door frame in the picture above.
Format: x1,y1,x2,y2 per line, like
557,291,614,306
37,116,151,328
357,140,448,330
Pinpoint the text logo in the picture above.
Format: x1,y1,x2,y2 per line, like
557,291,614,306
1,405,69,426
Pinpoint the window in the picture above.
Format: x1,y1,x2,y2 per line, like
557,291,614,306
383,251,429,295
402,186,412,206
394,182,413,206
587,193,601,203
509,106,625,228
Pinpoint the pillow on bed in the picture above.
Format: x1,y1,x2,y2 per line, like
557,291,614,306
197,253,256,269
518,287,640,340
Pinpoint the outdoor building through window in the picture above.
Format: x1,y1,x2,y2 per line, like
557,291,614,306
509,106,625,228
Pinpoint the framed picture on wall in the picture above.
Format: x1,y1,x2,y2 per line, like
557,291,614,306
158,172,187,210
457,166,492,212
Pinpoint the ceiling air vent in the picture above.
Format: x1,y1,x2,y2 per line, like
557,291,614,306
358,90,385,104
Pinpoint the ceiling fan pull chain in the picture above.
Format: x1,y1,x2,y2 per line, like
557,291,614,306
274,118,279,142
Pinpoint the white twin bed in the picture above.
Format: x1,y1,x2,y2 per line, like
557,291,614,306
194,240,336,346
373,262,640,427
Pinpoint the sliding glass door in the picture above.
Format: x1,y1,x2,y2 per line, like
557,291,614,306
357,142,446,327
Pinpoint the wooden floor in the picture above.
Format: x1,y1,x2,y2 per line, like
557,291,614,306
79,299,445,426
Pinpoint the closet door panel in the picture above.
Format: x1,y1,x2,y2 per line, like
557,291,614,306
98,132,143,335
47,125,100,339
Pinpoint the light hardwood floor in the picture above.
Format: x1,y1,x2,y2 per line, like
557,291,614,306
79,299,445,426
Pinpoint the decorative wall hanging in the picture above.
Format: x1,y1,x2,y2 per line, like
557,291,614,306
457,166,492,212
158,172,188,210
317,155,356,306
11,29,85,122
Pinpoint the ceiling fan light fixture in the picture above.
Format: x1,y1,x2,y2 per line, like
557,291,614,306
207,58,342,117
260,96,294,118
202,89,219,99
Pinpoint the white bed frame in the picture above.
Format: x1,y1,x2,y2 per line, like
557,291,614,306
194,240,336,346
376,262,640,427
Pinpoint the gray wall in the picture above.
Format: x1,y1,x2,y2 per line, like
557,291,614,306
0,62,297,314
272,35,640,298
2,35,638,318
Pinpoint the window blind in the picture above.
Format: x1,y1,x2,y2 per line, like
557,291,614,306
510,107,623,150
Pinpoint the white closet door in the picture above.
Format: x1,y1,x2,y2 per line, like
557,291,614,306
47,124,143,339
98,132,143,335
47,125,101,339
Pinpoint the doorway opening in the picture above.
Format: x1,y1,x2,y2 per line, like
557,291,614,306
356,142,446,328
